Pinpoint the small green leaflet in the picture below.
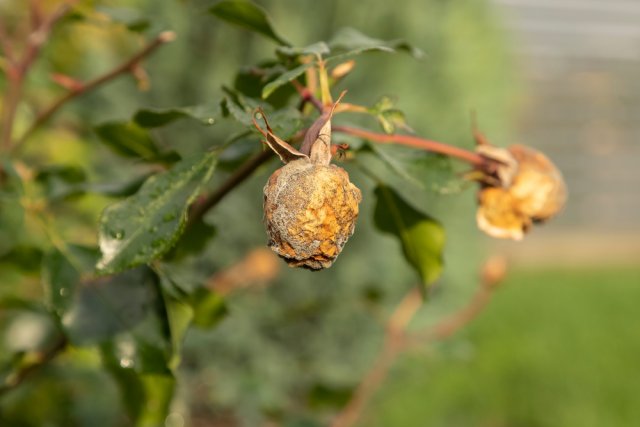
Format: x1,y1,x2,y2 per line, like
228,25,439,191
328,27,424,61
133,104,221,128
96,152,217,274
373,185,445,289
276,42,330,58
209,0,290,46
94,121,163,162
262,62,312,99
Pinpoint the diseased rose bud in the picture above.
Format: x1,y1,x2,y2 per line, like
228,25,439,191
254,99,361,270
263,159,361,269
476,144,567,240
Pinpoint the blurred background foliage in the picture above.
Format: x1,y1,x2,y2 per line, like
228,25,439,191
1,0,637,426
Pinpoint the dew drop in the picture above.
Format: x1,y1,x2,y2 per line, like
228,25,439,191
59,288,68,296
110,229,125,240
206,118,215,125
119,357,133,368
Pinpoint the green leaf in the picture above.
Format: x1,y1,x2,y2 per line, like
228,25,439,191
75,268,175,375
361,143,426,190
96,6,151,33
365,96,413,134
328,27,424,61
101,345,175,427
189,287,228,329
100,344,146,422
276,42,330,58
63,266,161,344
94,121,161,161
165,219,217,261
0,245,43,271
373,185,445,288
222,91,303,139
62,267,157,345
209,0,289,46
162,295,193,370
136,374,176,427
42,245,99,316
377,109,409,134
35,165,87,201
363,143,458,194
133,104,221,128
89,173,155,198
0,296,48,313
0,162,26,257
96,152,217,274
262,62,312,99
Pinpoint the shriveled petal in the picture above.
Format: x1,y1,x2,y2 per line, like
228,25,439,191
476,187,531,240
508,145,567,221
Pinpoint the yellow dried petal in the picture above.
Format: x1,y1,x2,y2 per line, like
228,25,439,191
477,187,530,240
508,145,567,222
476,144,567,240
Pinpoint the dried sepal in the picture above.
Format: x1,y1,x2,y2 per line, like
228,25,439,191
476,144,518,188
299,90,346,164
252,108,308,164
476,144,566,240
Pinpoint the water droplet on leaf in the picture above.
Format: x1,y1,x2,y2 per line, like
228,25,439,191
110,229,125,240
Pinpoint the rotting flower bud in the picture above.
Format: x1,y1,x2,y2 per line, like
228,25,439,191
476,144,567,240
254,97,361,270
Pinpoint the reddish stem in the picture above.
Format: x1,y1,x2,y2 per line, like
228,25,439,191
332,260,503,427
330,289,423,427
334,125,486,167
14,31,176,152
1,1,76,151
292,80,323,112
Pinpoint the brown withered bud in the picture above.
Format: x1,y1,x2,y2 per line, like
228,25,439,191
476,144,567,240
254,97,361,270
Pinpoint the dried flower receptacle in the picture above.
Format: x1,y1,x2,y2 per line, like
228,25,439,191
264,160,361,269
476,144,567,240
255,95,361,270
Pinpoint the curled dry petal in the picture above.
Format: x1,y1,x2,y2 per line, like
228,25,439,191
477,144,567,240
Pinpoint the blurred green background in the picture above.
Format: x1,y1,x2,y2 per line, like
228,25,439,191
1,0,638,426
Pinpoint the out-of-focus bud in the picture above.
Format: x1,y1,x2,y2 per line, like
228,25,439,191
331,60,356,80
480,255,508,289
476,144,566,240
209,248,280,296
